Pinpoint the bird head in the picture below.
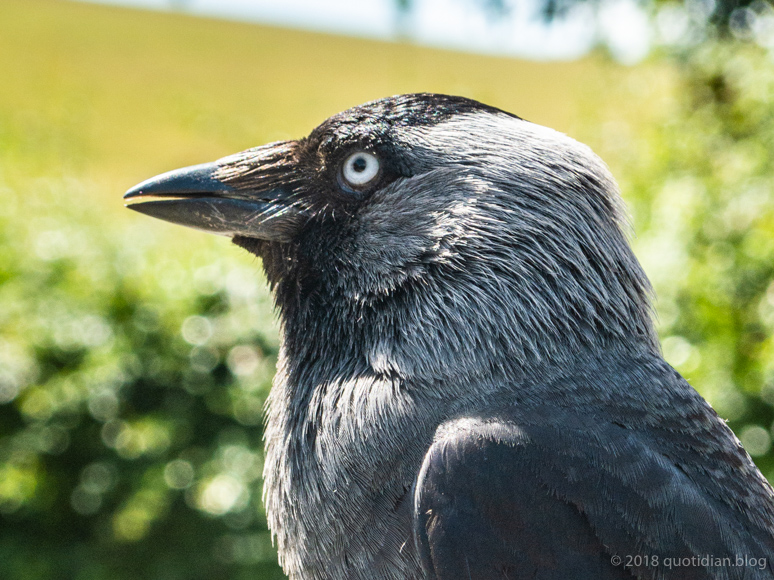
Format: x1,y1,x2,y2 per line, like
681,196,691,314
125,94,657,380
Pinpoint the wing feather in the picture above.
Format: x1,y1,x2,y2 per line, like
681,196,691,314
413,413,774,580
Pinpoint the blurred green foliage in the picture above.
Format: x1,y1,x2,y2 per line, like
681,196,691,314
623,41,774,477
2,1,774,579
0,171,284,579
586,39,774,475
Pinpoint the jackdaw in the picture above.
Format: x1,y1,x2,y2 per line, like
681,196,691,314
124,94,774,580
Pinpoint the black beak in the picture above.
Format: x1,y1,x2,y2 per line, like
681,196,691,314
124,153,304,243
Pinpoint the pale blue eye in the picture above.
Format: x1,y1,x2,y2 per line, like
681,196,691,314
342,151,379,186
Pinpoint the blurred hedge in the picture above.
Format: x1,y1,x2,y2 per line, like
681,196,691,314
620,42,774,478
0,173,284,579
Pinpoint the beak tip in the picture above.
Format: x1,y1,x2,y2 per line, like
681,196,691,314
123,161,229,201
123,185,144,200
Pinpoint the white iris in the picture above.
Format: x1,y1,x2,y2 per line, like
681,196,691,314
342,151,380,186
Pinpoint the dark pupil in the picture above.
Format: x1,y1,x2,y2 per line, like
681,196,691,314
352,157,367,173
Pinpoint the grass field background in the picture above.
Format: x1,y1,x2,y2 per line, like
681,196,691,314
0,0,671,192
0,0,675,298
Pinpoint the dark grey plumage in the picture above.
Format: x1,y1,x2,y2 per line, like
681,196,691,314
125,94,774,580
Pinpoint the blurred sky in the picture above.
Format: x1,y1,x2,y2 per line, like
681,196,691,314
78,0,651,63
